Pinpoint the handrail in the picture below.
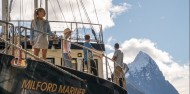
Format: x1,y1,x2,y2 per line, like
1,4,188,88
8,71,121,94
15,26,107,60
0,36,85,82
0,20,14,26
0,20,15,55
11,20,102,26
12,20,103,43
15,26,55,58
16,26,52,35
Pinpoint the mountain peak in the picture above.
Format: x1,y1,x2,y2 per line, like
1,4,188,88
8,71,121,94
128,51,154,73
126,51,179,94
135,51,151,61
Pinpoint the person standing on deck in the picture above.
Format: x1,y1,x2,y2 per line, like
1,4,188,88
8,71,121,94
30,8,54,60
83,34,98,76
112,43,126,89
62,28,73,68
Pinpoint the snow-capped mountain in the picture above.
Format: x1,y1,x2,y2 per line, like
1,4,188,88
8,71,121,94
126,51,179,94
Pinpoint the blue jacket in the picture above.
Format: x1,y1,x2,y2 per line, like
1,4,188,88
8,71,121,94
83,42,93,61
30,19,54,41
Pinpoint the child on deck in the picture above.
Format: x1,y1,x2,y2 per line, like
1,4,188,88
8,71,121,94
83,34,98,76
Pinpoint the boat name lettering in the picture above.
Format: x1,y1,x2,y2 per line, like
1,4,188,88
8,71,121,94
21,79,86,94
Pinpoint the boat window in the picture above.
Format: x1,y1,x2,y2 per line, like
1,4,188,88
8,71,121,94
72,58,77,70
94,59,98,70
46,58,55,64
60,58,77,70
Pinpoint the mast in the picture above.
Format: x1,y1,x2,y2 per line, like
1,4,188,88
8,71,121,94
2,0,9,54
34,0,38,9
34,0,48,20
45,0,48,20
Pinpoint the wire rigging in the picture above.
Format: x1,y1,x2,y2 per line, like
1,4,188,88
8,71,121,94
79,0,98,42
21,0,24,25
49,0,59,21
24,0,28,22
90,0,105,55
92,0,99,25
9,0,14,19
8,0,16,22
78,0,105,62
40,0,42,8
55,0,69,28
75,0,86,35
91,0,102,43
68,0,79,40
68,0,77,22
19,0,21,21
61,0,69,14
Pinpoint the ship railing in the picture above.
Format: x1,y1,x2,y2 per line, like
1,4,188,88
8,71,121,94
0,26,85,82
0,20,15,55
15,26,54,58
10,20,104,43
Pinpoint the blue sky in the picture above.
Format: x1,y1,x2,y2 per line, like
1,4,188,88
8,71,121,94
104,1,189,93
105,0,189,64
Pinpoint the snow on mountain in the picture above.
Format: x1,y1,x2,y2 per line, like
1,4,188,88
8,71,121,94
126,51,179,94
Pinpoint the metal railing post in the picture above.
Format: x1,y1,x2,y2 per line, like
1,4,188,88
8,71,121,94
105,57,108,80
5,23,8,54
11,25,15,55
0,20,15,55
24,28,27,58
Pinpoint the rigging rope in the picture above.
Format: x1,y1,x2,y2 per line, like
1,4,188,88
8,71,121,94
77,0,104,58
79,0,98,42
68,0,80,41
22,0,24,25
92,0,100,25
61,0,69,15
55,0,69,28
75,0,86,34
19,0,21,21
9,0,14,20
40,0,42,8
91,0,102,44
68,0,77,22
49,0,59,21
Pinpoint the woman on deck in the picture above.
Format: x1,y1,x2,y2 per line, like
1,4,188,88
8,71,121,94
30,8,54,60
62,28,73,68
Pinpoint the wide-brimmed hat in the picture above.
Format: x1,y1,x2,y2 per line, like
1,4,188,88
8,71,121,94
63,28,72,34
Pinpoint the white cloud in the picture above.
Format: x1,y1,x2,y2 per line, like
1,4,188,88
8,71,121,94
110,3,128,18
107,36,113,44
105,44,114,51
106,38,189,94
107,36,116,44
